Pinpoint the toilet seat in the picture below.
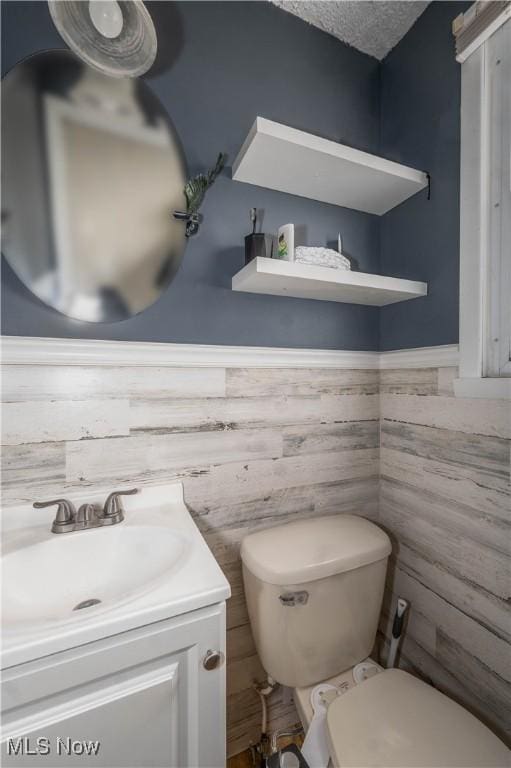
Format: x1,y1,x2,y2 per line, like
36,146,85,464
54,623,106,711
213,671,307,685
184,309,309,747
326,669,509,768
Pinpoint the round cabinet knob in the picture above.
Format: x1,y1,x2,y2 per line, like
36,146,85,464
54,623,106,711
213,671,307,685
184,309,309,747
203,649,224,671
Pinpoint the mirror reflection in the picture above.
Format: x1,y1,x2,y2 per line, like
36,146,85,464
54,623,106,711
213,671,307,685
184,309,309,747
1,50,187,322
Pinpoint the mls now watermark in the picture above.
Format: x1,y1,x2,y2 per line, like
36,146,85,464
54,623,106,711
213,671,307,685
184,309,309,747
7,737,101,758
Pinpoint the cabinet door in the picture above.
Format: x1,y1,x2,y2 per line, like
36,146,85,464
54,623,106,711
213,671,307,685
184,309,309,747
1,603,226,768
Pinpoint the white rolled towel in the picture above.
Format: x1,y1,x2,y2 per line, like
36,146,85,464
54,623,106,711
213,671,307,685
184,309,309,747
294,246,351,270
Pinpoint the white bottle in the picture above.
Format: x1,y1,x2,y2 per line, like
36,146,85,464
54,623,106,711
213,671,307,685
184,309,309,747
277,223,295,261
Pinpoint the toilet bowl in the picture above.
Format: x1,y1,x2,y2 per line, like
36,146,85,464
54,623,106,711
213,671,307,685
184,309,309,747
241,515,509,767
326,667,509,768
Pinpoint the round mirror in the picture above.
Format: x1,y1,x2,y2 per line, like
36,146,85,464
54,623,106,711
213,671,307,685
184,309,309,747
1,50,187,322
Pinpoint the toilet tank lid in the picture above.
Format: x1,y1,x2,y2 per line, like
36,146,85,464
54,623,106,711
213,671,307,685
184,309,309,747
240,515,391,585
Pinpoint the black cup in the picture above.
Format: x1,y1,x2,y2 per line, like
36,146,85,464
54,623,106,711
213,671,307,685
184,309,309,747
244,233,273,265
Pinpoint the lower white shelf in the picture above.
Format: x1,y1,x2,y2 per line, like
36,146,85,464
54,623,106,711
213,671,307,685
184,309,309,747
232,257,427,307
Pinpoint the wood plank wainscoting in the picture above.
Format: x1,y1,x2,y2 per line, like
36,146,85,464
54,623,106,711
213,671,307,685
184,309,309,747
1,342,380,757
378,366,511,746
1,339,509,753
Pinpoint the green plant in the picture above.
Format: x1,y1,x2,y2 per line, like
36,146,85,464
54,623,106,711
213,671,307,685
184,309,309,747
184,152,227,215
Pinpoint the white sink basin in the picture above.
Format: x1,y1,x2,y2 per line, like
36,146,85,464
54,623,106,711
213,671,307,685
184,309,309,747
1,482,231,668
2,525,188,630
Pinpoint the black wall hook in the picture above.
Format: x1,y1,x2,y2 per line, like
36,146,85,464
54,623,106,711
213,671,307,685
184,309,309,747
173,152,226,238
173,210,201,237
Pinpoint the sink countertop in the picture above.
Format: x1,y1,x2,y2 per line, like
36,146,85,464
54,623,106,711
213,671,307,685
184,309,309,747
1,482,231,669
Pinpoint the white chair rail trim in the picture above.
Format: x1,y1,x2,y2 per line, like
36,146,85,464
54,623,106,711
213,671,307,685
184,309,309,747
0,336,459,370
378,344,460,370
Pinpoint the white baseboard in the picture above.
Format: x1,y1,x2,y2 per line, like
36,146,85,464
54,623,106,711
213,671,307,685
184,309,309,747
0,336,459,370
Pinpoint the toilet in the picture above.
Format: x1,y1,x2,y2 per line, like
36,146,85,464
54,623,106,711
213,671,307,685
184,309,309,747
240,515,509,768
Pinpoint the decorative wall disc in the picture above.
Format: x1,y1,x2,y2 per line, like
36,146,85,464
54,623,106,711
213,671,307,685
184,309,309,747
48,1,157,78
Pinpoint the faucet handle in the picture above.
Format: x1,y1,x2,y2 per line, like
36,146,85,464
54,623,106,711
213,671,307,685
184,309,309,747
102,488,139,522
33,499,76,533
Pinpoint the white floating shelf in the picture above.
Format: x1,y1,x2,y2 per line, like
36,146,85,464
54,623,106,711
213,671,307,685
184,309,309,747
232,118,428,216
232,258,427,307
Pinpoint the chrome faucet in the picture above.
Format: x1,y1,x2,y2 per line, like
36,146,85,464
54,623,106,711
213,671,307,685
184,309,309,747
33,489,139,534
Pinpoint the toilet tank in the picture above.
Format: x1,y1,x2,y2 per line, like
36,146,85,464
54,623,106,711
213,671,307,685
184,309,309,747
241,515,392,688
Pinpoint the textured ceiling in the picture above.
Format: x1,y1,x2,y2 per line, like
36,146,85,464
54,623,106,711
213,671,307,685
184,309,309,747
271,1,430,60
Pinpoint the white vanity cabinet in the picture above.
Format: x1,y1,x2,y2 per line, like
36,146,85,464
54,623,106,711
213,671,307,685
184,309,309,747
1,602,227,768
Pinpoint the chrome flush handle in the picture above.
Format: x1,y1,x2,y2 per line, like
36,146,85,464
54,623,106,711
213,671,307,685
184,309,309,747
33,499,76,534
279,591,309,607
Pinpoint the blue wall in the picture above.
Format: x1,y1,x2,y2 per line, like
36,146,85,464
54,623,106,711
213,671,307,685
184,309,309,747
379,1,466,351
1,1,381,350
1,1,466,351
